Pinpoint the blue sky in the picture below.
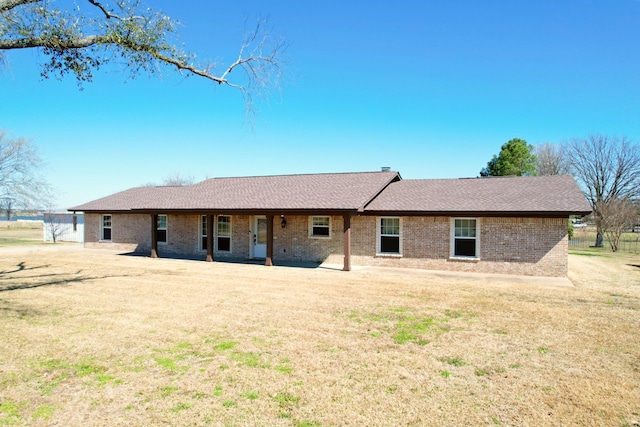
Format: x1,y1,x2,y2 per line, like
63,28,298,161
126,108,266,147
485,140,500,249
1,0,639,209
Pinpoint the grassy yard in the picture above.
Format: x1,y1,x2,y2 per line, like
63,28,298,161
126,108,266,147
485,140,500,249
0,232,638,426
570,225,640,253
0,221,44,247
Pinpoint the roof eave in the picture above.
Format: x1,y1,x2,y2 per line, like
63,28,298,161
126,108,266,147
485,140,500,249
362,210,592,217
68,208,133,213
127,208,361,216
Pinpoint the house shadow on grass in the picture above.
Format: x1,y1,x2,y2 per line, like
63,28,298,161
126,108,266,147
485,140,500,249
119,251,322,269
0,261,138,292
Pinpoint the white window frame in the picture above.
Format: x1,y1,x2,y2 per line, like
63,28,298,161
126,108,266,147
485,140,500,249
217,215,232,252
101,214,112,241
450,218,480,258
200,215,208,251
309,216,331,238
377,217,402,256
157,214,168,244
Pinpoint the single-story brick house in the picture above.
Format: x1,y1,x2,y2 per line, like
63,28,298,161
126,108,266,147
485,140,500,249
69,170,591,277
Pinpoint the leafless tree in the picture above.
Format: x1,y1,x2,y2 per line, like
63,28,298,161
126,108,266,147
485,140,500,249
141,171,195,187
162,171,194,186
43,210,64,243
1,196,14,220
598,197,637,252
568,134,640,247
0,130,50,213
534,142,571,176
0,0,286,115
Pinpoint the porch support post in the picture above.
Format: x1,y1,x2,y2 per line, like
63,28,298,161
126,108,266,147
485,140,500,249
343,214,352,271
265,214,274,266
151,213,158,258
206,214,215,262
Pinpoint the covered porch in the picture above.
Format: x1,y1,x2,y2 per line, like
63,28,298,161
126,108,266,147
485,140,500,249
145,211,356,271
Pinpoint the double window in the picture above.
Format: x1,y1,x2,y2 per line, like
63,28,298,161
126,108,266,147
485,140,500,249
452,218,478,258
200,215,232,252
101,214,112,241
310,216,331,237
378,217,401,254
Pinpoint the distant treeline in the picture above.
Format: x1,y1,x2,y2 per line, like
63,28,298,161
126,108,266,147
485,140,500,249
0,215,44,221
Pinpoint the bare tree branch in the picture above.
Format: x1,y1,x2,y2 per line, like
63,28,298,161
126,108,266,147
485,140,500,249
0,0,39,14
534,142,571,176
162,171,194,186
599,197,638,252
0,130,51,211
85,0,142,22
0,0,286,114
568,134,640,247
0,34,105,49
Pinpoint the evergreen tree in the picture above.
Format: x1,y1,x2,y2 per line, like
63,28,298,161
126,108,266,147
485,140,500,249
480,138,538,177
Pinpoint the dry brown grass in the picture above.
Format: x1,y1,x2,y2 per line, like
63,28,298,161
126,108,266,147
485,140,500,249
0,242,638,426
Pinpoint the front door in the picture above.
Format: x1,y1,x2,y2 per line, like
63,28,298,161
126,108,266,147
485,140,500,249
253,216,267,259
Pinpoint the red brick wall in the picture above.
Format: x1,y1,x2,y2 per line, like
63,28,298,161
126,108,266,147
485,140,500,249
479,217,568,276
84,213,569,277
84,213,149,252
273,215,344,262
344,216,568,277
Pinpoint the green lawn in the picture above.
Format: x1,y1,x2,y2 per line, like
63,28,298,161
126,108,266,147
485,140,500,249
570,226,640,253
0,221,44,247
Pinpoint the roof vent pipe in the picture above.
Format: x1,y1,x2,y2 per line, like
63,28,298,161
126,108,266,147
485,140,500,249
381,166,391,171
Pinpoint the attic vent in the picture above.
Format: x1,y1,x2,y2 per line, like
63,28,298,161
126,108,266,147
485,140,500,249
381,167,391,171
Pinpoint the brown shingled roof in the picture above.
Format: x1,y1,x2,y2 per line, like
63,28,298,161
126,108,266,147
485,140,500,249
68,186,187,212
70,172,590,216
70,171,401,212
363,175,591,215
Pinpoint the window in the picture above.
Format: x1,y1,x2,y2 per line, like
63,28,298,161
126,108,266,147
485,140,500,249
310,216,331,237
217,215,231,252
452,218,478,257
157,214,167,243
101,214,112,241
379,217,401,254
200,215,208,250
